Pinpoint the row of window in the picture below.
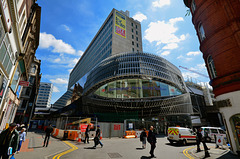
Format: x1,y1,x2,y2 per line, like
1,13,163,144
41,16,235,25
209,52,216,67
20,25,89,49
190,0,217,79
94,79,182,99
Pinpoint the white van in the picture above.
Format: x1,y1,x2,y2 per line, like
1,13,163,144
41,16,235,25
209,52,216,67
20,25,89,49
167,127,196,145
201,127,226,142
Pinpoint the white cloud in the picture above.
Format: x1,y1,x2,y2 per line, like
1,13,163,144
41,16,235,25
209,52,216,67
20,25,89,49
187,51,201,56
68,69,73,73
62,24,71,32
161,51,170,56
77,50,84,56
177,55,192,61
53,58,61,63
67,58,79,68
182,72,200,80
50,78,68,84
53,86,60,92
144,17,186,46
132,12,147,22
39,32,76,54
152,0,171,8
162,43,178,50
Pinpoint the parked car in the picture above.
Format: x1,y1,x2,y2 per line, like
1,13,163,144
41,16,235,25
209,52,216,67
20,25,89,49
167,127,196,145
201,127,226,142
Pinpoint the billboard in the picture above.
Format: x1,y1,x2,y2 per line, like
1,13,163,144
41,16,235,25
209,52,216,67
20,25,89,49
115,10,126,38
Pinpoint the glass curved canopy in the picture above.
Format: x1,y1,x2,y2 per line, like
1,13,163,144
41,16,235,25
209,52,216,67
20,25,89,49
94,78,182,98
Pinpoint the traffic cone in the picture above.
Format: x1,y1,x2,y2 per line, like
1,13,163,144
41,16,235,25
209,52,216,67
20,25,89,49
77,132,81,143
100,131,102,140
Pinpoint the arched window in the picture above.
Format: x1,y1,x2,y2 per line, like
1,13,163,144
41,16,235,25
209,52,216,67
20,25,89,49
198,23,206,42
207,55,217,79
31,66,36,73
191,0,196,13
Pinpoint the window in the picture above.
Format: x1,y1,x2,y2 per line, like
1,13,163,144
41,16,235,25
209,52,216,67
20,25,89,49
136,37,138,41
218,129,226,134
132,41,134,45
207,55,217,79
137,43,139,47
191,0,196,13
132,35,134,39
132,48,134,52
131,23,133,26
136,25,138,29
198,23,206,41
136,31,138,35
210,129,218,133
132,29,133,33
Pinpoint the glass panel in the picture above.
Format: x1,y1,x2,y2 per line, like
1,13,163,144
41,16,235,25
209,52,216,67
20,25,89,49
128,79,139,98
99,84,108,97
153,81,161,96
3,53,10,68
210,129,218,133
0,43,7,61
160,82,169,96
108,81,116,98
231,114,240,145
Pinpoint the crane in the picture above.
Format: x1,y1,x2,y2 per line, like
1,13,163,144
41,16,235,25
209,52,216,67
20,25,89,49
179,66,209,78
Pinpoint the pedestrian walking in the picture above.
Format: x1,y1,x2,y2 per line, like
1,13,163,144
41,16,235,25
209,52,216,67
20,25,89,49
93,125,103,148
196,128,210,157
16,128,26,153
147,126,156,158
0,123,19,159
140,128,147,149
84,124,90,144
43,124,53,147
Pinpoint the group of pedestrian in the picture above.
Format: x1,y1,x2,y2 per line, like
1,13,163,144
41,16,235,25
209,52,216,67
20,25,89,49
84,124,103,148
196,128,210,157
0,123,26,159
140,126,157,158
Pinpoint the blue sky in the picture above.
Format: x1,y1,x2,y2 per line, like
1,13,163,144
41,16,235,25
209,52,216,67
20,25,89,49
36,0,209,104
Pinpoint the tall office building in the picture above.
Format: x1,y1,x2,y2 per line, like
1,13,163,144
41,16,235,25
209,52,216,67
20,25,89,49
68,9,143,89
51,89,73,111
183,0,240,155
35,83,53,111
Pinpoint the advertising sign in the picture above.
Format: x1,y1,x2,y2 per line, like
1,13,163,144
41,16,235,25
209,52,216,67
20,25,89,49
115,10,126,38
19,81,30,87
114,124,121,130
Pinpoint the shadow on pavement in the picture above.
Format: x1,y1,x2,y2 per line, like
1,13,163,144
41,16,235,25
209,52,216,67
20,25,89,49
28,146,44,149
165,143,196,147
217,151,239,159
136,148,144,150
140,156,153,159
84,147,97,149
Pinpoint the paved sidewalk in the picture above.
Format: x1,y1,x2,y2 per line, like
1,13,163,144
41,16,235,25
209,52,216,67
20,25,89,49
189,144,239,159
14,129,69,159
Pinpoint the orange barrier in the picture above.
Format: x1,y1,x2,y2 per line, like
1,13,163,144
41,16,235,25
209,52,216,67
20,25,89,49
52,128,59,137
124,130,137,139
68,130,78,140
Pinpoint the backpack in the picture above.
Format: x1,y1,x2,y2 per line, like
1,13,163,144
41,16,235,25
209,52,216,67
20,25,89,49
140,133,143,141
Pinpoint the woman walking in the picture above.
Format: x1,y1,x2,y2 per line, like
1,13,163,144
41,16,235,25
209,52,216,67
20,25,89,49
17,128,26,153
140,128,147,149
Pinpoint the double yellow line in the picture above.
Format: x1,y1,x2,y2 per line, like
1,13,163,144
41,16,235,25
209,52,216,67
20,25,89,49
183,147,195,159
53,141,78,159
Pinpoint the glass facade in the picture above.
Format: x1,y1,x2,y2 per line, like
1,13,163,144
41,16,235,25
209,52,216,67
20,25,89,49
94,79,182,98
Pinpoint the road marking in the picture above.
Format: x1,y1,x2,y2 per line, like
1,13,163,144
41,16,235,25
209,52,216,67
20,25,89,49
183,147,195,159
52,141,78,159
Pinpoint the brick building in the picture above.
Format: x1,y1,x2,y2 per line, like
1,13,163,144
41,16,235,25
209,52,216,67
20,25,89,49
183,0,240,155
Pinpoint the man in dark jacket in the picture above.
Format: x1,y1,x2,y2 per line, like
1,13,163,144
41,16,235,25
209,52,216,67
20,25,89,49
147,126,156,158
0,123,19,159
43,124,53,147
84,124,90,144
196,128,210,157
93,125,103,148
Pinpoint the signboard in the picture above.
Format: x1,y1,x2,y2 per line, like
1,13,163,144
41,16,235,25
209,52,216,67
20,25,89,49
0,0,12,31
19,81,30,87
80,124,88,132
114,124,121,130
115,10,126,38
128,123,133,129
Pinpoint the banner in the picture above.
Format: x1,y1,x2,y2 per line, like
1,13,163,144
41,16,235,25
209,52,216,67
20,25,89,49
115,10,126,38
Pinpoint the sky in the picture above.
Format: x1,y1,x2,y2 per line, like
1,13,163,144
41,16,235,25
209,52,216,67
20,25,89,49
36,0,210,104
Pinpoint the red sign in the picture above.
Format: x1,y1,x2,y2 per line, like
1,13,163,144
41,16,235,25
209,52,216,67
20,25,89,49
114,124,121,130
80,124,88,132
19,81,30,87
115,26,125,37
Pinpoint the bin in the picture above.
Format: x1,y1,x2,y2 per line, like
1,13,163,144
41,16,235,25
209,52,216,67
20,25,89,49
63,131,68,140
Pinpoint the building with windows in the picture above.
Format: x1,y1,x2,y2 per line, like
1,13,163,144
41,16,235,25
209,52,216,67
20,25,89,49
68,9,143,89
0,0,41,130
34,82,53,114
183,0,240,155
51,89,73,111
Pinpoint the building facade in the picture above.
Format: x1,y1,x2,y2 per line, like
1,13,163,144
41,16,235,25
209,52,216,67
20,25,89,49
0,0,41,130
183,0,240,155
51,89,73,111
68,9,143,89
34,82,53,115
